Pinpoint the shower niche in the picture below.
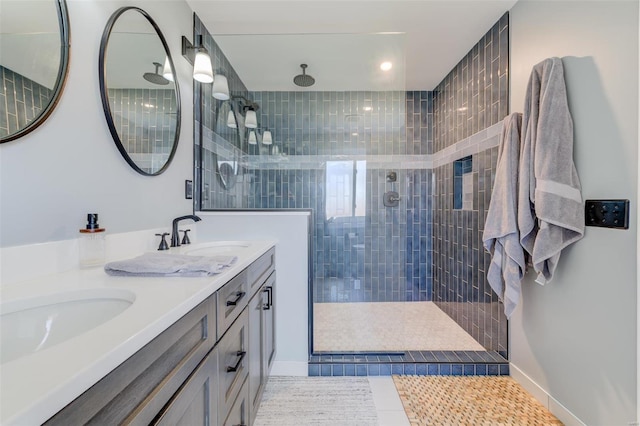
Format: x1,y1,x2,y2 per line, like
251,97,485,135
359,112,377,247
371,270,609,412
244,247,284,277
454,156,473,211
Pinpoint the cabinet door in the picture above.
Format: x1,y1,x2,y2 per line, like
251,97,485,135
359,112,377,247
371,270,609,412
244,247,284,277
153,348,218,426
248,288,264,424
222,378,249,426
262,272,276,374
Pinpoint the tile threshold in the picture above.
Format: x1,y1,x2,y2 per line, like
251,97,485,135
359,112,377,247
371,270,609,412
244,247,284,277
309,350,509,377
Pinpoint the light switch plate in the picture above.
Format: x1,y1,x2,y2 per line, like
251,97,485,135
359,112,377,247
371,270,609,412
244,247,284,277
585,199,629,229
185,180,193,199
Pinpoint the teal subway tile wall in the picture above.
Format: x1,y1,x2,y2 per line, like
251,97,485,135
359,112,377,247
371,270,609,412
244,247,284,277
0,66,53,138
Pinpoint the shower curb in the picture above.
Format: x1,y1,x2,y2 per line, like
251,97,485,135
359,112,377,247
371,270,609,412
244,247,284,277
308,350,509,377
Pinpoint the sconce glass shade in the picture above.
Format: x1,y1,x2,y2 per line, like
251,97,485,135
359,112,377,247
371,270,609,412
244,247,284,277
245,109,257,128
162,56,174,82
212,74,230,100
193,49,213,83
227,110,237,128
262,130,273,145
248,130,257,145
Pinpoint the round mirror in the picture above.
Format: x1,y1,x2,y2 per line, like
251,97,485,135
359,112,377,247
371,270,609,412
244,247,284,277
214,100,240,189
99,7,180,176
0,0,70,143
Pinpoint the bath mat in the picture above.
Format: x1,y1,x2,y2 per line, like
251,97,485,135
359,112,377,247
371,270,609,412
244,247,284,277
254,376,378,426
393,375,563,425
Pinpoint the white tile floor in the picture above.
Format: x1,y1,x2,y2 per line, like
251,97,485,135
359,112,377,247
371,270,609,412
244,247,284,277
368,376,411,426
314,301,485,352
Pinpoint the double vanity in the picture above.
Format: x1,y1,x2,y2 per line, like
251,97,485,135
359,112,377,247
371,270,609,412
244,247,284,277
1,240,276,426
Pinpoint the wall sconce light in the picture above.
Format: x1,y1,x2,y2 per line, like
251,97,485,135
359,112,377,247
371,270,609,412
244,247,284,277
248,130,257,145
262,130,273,145
245,108,257,128
181,35,213,83
232,95,259,128
162,56,174,82
212,74,230,100
227,110,237,128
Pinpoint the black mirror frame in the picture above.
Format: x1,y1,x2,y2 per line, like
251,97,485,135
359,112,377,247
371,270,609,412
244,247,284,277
0,0,71,144
98,6,181,176
214,99,241,190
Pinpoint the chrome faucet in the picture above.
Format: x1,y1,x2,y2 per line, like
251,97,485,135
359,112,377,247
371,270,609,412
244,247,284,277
171,215,201,247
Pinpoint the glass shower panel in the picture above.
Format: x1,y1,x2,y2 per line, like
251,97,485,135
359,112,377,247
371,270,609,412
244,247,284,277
195,31,429,353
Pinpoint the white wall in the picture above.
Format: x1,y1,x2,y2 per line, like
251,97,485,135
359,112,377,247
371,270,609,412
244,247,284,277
0,0,195,248
195,211,311,375
509,1,638,424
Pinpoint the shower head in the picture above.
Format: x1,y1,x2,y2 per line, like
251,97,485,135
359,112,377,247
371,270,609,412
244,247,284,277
143,62,170,85
293,64,315,88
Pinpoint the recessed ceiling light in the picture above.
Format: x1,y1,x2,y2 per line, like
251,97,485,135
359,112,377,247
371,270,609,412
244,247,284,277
380,61,393,71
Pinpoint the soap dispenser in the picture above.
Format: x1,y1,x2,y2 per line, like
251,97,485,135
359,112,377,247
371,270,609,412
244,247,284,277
79,213,106,268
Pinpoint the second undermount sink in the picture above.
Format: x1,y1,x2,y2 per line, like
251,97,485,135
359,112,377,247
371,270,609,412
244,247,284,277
0,288,135,364
180,241,251,256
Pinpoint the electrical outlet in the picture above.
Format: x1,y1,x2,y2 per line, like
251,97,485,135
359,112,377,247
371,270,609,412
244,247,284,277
585,199,629,229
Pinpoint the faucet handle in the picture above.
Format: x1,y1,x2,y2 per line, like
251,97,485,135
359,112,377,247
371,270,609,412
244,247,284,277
155,233,170,251
180,229,191,245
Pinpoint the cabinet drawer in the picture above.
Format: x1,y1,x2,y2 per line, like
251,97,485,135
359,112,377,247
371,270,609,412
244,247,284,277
45,296,216,426
222,377,249,426
217,270,248,338
247,247,275,298
217,308,249,425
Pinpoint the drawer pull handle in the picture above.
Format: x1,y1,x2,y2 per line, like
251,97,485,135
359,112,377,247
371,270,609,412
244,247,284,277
226,291,246,306
226,351,246,372
262,286,273,310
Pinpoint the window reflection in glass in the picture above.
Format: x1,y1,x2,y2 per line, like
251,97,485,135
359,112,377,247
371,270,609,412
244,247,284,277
325,160,366,219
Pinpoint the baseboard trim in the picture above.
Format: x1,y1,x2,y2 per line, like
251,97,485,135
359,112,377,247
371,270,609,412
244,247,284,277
271,361,308,376
510,363,586,426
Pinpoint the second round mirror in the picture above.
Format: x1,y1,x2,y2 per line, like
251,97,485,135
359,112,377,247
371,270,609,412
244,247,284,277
99,7,180,176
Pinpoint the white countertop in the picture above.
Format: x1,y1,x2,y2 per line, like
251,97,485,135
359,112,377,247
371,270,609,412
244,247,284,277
0,240,276,425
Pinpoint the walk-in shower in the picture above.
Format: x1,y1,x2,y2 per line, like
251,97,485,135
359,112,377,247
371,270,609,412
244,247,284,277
193,12,509,363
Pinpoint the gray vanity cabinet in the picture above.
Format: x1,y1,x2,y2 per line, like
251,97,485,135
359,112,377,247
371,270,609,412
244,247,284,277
44,295,217,426
45,246,276,426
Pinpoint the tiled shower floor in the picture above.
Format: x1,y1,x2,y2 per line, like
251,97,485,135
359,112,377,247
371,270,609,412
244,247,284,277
314,301,485,352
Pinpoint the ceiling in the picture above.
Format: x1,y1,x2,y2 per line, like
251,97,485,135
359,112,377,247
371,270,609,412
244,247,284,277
186,0,517,91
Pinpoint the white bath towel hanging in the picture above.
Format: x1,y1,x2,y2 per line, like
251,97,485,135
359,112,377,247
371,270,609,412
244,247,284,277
483,113,526,318
517,57,584,285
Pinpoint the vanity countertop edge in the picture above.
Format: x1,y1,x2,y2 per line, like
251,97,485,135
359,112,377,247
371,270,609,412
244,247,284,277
0,239,277,426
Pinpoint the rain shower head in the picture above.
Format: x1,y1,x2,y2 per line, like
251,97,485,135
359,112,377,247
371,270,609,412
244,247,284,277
143,62,170,85
293,64,315,87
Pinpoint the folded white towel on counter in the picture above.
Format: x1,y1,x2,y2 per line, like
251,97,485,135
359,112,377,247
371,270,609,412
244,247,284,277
104,253,237,277
483,113,526,318
518,57,584,284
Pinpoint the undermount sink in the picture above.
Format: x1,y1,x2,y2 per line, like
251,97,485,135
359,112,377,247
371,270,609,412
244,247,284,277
0,288,135,364
180,241,251,256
